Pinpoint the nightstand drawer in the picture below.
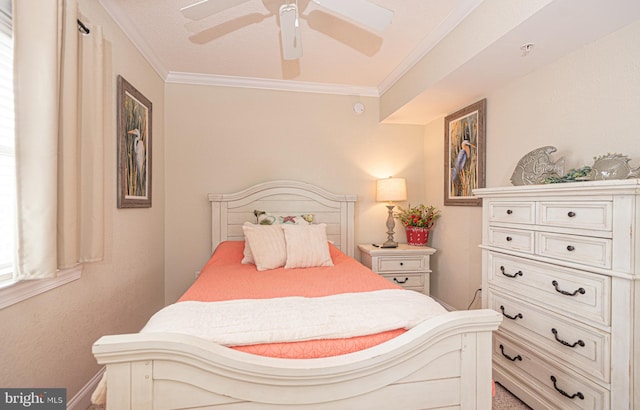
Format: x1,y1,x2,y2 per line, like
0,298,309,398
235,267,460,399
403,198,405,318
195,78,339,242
488,201,535,224
539,201,612,231
537,232,612,269
488,227,534,253
380,272,424,289
377,256,427,272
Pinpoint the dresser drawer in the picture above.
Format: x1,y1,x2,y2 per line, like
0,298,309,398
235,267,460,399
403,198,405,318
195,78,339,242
539,201,612,232
487,253,610,326
494,332,609,410
376,256,427,272
379,273,424,290
490,292,610,383
488,201,535,224
537,232,612,269
488,227,534,253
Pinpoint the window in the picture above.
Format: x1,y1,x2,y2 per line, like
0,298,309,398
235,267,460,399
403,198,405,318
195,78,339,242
0,0,14,288
0,1,82,308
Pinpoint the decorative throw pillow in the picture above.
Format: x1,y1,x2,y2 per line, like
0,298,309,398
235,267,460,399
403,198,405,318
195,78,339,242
241,237,254,265
242,223,287,271
279,214,314,224
282,223,333,268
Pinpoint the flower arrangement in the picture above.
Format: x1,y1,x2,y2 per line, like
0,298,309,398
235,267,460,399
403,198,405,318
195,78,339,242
394,204,441,228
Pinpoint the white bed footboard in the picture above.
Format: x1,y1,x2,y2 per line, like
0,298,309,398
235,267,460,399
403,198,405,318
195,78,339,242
93,309,501,410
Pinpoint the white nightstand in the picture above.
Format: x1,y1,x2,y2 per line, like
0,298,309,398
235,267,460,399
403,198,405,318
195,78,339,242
358,244,436,295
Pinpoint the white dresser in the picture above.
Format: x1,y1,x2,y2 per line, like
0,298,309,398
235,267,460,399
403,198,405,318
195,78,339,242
358,244,435,295
475,180,640,410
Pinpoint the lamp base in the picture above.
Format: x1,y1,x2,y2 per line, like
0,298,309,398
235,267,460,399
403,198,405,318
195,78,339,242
381,204,398,248
380,240,398,248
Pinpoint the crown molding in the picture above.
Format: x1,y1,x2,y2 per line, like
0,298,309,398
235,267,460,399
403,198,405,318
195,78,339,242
377,0,484,94
166,72,380,97
98,0,168,79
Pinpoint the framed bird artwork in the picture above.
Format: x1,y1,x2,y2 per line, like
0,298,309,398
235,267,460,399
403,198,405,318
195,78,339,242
444,99,486,206
117,75,153,208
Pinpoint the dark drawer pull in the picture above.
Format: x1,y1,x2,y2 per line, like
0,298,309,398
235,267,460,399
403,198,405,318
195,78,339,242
500,305,523,320
500,266,523,278
506,209,513,215
552,280,585,296
551,328,585,348
499,344,522,362
506,236,513,242
567,211,576,217
550,376,584,400
393,277,409,284
566,245,575,251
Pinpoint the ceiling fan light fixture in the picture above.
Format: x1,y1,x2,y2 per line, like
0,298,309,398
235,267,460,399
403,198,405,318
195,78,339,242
311,0,393,32
280,3,303,60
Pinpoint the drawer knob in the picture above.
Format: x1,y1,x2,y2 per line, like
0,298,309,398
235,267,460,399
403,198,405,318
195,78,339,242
506,209,513,215
551,328,585,348
505,236,513,242
399,262,404,266
499,344,522,362
552,280,586,296
567,211,576,217
500,266,523,278
393,277,409,284
499,305,523,321
566,245,575,252
550,376,584,400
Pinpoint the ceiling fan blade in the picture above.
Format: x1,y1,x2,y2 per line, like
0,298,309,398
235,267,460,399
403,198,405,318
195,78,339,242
311,0,393,32
180,0,251,21
279,4,303,60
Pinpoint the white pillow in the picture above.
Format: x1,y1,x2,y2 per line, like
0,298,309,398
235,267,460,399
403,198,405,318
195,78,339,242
282,223,334,269
242,223,287,271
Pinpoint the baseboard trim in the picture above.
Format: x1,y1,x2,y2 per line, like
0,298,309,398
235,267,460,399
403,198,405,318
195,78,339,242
68,367,105,410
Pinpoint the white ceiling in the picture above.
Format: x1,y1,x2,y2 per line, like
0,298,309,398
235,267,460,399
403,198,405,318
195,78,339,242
98,0,640,124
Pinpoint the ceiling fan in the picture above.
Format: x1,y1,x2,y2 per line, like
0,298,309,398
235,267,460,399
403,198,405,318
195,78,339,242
180,0,394,60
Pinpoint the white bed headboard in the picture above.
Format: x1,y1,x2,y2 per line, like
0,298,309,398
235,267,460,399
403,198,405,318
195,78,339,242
208,180,358,257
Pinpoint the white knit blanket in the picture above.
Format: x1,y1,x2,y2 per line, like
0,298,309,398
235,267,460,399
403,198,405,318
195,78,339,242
141,289,446,346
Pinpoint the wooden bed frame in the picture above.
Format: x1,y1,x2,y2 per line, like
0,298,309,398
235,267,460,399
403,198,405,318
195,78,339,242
93,180,501,409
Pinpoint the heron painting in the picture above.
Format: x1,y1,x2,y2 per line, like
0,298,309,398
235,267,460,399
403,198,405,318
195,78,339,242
117,76,153,208
444,99,485,206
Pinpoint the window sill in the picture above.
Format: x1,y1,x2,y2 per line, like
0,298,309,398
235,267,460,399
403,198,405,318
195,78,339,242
0,265,82,310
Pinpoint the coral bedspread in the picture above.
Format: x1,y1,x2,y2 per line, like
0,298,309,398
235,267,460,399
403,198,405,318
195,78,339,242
178,241,409,359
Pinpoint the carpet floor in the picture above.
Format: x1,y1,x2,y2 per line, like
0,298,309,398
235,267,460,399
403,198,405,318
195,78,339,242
493,382,532,409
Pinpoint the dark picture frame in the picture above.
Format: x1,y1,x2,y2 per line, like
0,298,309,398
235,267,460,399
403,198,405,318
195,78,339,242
444,99,486,206
117,75,152,208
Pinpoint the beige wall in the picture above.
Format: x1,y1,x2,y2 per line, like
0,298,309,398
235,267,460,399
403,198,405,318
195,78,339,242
0,1,165,399
164,85,425,302
424,19,640,309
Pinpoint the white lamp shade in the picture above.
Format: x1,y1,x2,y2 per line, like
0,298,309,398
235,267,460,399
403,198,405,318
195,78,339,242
376,178,407,202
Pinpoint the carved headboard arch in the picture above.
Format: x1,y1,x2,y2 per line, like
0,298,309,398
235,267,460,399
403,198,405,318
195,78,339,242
208,180,357,256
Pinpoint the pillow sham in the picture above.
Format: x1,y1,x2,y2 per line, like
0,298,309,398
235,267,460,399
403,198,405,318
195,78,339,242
241,223,287,271
282,223,334,269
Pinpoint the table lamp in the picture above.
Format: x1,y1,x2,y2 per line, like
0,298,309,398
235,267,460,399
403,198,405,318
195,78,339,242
376,177,407,248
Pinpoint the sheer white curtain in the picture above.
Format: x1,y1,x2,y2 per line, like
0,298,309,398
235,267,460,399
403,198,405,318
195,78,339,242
13,0,103,280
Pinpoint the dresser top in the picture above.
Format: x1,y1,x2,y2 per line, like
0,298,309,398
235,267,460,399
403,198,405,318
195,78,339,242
474,178,640,198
